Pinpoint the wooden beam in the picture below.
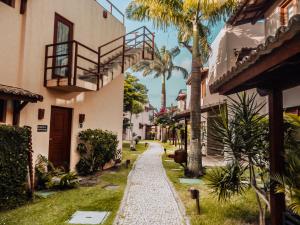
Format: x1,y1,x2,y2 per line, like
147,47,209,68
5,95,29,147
20,0,27,14
268,89,286,225
184,118,188,153
13,100,29,126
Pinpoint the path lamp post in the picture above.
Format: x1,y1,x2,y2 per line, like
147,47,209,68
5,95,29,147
189,187,200,214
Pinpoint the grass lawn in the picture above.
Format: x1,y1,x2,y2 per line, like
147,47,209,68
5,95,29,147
0,142,147,225
160,141,260,225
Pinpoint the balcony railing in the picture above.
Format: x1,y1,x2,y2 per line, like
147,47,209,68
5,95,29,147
44,26,155,92
44,40,100,91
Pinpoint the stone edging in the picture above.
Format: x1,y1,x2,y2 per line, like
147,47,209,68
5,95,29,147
160,146,191,225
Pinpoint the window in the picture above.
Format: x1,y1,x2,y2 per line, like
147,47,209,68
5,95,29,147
280,0,296,25
0,0,15,7
0,100,7,123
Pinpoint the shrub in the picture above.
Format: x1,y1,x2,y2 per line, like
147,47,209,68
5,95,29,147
35,155,78,190
0,125,31,210
76,129,118,176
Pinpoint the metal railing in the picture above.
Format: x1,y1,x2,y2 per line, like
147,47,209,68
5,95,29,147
99,26,155,74
44,26,154,91
44,40,100,90
96,0,125,24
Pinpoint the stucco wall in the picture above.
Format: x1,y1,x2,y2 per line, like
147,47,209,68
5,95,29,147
207,23,265,106
0,0,126,170
0,1,24,87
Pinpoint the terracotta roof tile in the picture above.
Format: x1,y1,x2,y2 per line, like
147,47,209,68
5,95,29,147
0,84,43,102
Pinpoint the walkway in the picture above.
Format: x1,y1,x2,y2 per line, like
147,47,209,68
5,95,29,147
114,143,186,225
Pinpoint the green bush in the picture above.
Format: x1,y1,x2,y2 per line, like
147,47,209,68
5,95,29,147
76,129,118,176
0,125,31,210
35,155,78,190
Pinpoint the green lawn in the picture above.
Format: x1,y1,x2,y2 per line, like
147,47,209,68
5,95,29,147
160,141,260,225
0,142,147,225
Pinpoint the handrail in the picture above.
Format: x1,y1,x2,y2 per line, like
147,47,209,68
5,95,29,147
96,0,125,24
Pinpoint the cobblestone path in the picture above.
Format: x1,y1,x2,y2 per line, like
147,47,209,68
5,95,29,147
114,143,186,225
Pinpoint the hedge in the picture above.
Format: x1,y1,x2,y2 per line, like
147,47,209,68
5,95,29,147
0,125,31,210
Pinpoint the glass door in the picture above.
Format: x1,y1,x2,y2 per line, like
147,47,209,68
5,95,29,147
53,14,74,78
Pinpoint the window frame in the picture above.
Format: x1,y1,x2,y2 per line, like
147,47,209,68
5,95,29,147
0,0,15,7
0,99,7,123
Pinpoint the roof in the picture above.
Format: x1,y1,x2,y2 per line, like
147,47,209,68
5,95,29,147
186,68,209,85
227,0,273,26
0,84,43,102
210,14,300,94
173,101,226,120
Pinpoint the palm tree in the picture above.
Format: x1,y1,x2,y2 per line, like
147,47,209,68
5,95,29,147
132,45,188,109
127,0,237,176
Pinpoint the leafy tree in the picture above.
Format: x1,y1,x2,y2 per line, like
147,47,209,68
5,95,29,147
127,0,237,176
132,45,188,109
123,73,148,149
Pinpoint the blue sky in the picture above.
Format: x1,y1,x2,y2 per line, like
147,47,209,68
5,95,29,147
103,0,224,109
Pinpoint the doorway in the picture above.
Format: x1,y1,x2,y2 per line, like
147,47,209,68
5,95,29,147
49,106,72,170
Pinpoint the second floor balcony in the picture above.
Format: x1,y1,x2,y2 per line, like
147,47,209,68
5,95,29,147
44,26,155,92
44,40,100,92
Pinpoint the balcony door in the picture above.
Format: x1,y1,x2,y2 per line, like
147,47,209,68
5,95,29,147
53,13,74,78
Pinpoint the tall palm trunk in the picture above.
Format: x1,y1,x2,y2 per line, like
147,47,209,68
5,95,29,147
187,21,203,177
161,74,166,109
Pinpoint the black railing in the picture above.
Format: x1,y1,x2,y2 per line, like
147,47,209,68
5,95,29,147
44,40,100,90
44,26,154,91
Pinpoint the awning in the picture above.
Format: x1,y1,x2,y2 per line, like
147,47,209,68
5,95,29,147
173,101,226,120
0,84,43,102
210,15,300,95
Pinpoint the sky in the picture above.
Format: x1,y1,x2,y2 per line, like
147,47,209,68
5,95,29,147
101,0,224,109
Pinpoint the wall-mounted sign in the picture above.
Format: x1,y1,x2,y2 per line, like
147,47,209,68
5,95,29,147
37,125,48,132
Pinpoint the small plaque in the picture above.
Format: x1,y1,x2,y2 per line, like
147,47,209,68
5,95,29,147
37,125,48,132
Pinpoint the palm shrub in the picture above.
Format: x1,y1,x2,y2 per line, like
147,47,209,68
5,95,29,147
35,155,78,190
206,93,300,224
273,114,300,216
206,93,269,225
76,129,118,176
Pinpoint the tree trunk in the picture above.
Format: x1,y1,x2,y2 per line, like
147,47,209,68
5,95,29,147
161,74,166,109
187,21,203,177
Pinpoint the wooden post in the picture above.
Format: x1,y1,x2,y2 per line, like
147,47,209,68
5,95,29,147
122,36,126,73
269,88,285,225
184,118,188,153
142,27,145,59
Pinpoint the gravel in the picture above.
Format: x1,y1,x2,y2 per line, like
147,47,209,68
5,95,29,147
114,143,186,225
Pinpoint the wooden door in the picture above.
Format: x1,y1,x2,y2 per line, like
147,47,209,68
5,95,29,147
53,13,74,78
49,106,72,170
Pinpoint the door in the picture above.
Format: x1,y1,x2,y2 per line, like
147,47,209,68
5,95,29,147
53,13,74,78
49,106,72,170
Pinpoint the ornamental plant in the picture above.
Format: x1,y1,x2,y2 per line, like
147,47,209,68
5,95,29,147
76,129,118,176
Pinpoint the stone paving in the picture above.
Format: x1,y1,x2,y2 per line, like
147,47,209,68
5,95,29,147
114,143,186,225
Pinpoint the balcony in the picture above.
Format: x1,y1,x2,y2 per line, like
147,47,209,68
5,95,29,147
44,27,155,92
44,40,100,92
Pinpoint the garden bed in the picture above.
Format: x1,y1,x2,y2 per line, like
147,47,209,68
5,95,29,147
0,142,147,225
161,143,260,225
